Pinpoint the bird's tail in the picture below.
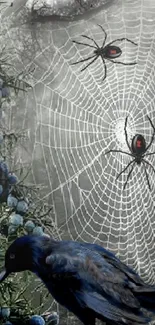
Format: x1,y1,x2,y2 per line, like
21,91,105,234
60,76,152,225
133,285,155,314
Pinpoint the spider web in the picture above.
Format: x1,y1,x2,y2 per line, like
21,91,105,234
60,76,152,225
2,0,155,288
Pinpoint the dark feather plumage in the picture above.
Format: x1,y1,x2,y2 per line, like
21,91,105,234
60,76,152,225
0,235,155,325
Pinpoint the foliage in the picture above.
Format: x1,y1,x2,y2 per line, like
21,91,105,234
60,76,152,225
0,16,59,325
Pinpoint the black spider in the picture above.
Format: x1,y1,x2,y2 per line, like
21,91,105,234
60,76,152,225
104,116,155,190
71,24,138,81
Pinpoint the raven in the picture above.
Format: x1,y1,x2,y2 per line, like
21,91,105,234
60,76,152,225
0,235,155,325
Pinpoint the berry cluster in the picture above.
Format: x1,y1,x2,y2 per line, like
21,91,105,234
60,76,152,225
0,160,49,237
0,311,59,325
7,194,46,236
0,161,18,203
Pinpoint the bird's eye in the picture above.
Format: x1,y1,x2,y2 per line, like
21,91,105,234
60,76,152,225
10,253,15,259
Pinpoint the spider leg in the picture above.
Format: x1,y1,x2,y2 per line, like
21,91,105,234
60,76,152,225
106,58,137,66
147,115,155,129
142,158,155,175
80,55,98,72
124,116,132,152
81,35,99,48
106,38,138,47
145,115,155,151
72,40,97,49
100,56,107,81
123,161,136,190
116,159,135,181
71,54,97,66
104,149,133,157
145,151,155,156
97,24,107,47
142,161,151,191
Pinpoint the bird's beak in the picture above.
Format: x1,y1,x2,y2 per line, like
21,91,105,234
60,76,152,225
0,268,9,282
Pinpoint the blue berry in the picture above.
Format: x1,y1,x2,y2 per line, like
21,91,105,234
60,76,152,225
33,226,44,236
8,173,18,185
9,213,23,227
43,233,50,239
16,200,28,214
0,184,3,195
0,161,9,175
24,220,35,233
8,225,17,235
47,312,59,325
0,78,4,88
7,194,18,208
29,315,45,325
2,87,10,98
1,307,10,318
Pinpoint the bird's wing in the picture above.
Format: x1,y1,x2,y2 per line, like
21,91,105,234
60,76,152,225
46,249,139,309
45,251,150,325
75,291,149,325
87,242,145,286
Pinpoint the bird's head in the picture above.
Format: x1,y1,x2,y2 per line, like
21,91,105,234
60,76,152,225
0,235,51,282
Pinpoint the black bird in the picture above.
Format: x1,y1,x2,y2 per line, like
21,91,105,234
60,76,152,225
0,235,155,325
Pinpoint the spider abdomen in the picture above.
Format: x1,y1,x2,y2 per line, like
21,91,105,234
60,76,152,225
102,45,122,59
131,134,146,155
